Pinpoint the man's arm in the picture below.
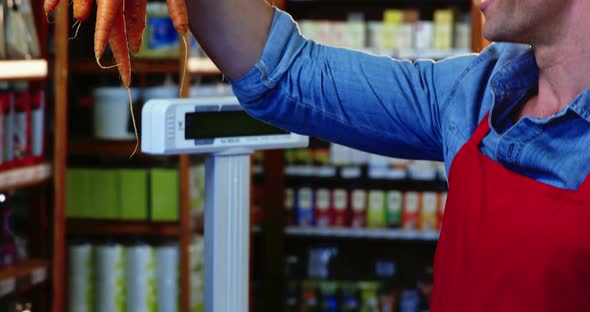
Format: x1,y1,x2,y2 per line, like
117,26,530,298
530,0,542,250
186,0,274,80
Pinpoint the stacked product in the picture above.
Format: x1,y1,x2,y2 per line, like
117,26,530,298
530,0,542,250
0,82,45,170
68,242,183,312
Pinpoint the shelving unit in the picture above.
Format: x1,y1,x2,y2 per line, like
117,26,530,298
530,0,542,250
0,260,50,298
52,5,197,311
0,3,57,311
0,163,52,192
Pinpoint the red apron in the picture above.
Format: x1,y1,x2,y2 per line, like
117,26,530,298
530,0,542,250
431,113,590,311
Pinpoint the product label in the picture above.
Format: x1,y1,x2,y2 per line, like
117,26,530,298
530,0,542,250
404,192,419,213
403,192,420,230
387,191,402,213
315,189,330,211
333,189,348,211
31,109,43,157
421,192,438,231
14,112,26,159
368,190,386,228
351,190,367,212
422,192,437,214
285,188,294,211
368,191,385,212
386,191,403,228
297,188,314,226
298,188,313,210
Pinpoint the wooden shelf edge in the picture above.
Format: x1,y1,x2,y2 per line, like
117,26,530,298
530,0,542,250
69,57,221,75
67,219,181,236
0,60,48,81
69,139,139,157
0,259,50,298
0,163,52,192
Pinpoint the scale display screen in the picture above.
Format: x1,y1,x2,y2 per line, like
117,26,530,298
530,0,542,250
185,111,288,140
141,96,308,155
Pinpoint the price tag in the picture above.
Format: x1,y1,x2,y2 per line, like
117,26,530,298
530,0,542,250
31,268,47,285
0,278,16,297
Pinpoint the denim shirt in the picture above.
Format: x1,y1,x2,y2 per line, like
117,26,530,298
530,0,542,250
230,9,590,190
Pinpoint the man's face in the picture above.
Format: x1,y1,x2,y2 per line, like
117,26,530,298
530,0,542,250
480,0,570,45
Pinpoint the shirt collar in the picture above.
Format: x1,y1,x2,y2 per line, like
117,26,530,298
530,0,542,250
490,46,539,95
489,45,590,125
569,88,590,123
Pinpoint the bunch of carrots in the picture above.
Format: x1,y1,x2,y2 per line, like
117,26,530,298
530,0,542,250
44,0,189,156
44,0,189,88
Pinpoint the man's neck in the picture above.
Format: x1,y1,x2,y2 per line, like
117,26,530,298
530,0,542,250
524,15,590,119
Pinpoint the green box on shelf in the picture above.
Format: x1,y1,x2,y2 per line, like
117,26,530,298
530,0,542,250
66,168,92,218
150,168,179,221
119,169,149,220
88,169,120,219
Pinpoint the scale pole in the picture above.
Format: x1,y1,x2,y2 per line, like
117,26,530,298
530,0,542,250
204,152,252,312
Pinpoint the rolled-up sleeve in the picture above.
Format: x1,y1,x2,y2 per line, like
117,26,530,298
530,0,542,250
230,8,477,161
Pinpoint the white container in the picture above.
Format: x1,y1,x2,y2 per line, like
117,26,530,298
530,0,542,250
126,244,156,312
95,244,126,312
69,243,93,312
156,244,179,312
92,87,140,140
142,85,178,102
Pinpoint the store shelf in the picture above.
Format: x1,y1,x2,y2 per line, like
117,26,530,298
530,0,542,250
0,259,50,298
285,226,440,241
273,165,448,191
70,57,220,75
69,139,140,157
68,219,181,236
0,163,52,192
0,60,48,81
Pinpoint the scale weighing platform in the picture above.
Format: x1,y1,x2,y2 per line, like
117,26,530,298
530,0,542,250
142,96,309,312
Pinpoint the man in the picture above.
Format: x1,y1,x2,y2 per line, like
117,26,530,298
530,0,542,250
187,0,590,310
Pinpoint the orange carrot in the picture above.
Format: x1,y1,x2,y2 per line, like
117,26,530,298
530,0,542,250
124,0,147,53
94,0,123,61
166,0,188,34
108,3,132,88
74,0,94,22
44,0,61,15
109,3,138,157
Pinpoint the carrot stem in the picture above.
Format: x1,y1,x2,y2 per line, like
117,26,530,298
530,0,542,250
95,57,119,69
180,34,188,96
69,21,82,40
128,87,139,159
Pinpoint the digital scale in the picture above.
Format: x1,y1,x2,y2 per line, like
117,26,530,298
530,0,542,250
142,96,309,312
